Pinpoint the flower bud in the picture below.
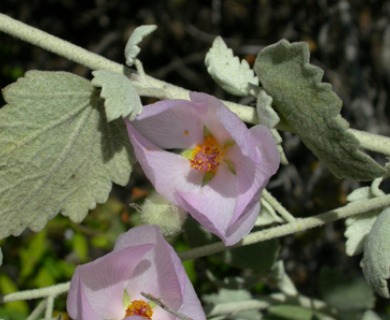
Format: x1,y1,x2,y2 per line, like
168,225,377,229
141,192,187,236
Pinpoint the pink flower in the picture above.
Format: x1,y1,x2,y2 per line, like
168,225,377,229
126,92,280,246
66,225,206,320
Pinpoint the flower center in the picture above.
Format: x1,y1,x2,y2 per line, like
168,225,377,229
124,300,153,319
189,135,224,173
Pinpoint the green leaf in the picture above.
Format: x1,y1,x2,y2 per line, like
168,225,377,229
0,274,29,316
266,305,318,320
91,70,142,121
124,25,157,67
254,40,384,181
205,36,259,96
0,247,2,266
220,237,280,273
361,207,390,298
72,232,89,262
319,267,375,310
19,231,47,279
204,289,262,320
0,71,134,240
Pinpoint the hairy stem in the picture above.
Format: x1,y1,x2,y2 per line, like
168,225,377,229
0,13,389,153
0,282,70,302
178,193,390,260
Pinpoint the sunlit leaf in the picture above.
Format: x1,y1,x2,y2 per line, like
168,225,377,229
91,70,142,121
205,36,259,96
254,40,385,181
124,25,157,67
361,207,390,298
0,71,134,239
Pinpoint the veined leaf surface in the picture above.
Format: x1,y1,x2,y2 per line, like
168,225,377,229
0,71,134,239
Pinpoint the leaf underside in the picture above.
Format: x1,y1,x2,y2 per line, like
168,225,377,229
254,40,385,181
0,71,134,239
124,25,157,67
205,36,259,97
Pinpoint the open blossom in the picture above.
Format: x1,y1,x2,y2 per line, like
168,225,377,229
67,225,206,320
126,92,280,246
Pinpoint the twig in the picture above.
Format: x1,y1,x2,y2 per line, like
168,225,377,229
262,189,295,222
1,282,70,302
0,13,390,155
26,299,47,320
141,292,194,320
178,193,390,260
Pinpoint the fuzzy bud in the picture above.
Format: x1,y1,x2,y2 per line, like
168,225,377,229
141,192,187,236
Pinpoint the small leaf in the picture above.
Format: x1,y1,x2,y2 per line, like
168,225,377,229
254,40,385,181
256,89,279,128
270,261,298,296
205,36,259,96
124,25,157,67
361,207,390,298
0,71,134,239
0,248,2,266
344,187,383,256
319,267,375,310
92,70,142,121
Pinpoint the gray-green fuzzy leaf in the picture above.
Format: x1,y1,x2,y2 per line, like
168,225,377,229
124,25,157,67
92,70,142,121
256,89,279,128
344,187,384,256
205,36,259,96
361,207,390,298
254,40,384,181
0,71,134,239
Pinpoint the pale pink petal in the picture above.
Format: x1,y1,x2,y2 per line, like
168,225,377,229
250,125,281,174
126,124,202,203
116,225,206,320
67,272,100,320
67,245,153,319
132,100,204,149
227,125,280,225
177,164,237,242
224,200,261,245
189,92,232,143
